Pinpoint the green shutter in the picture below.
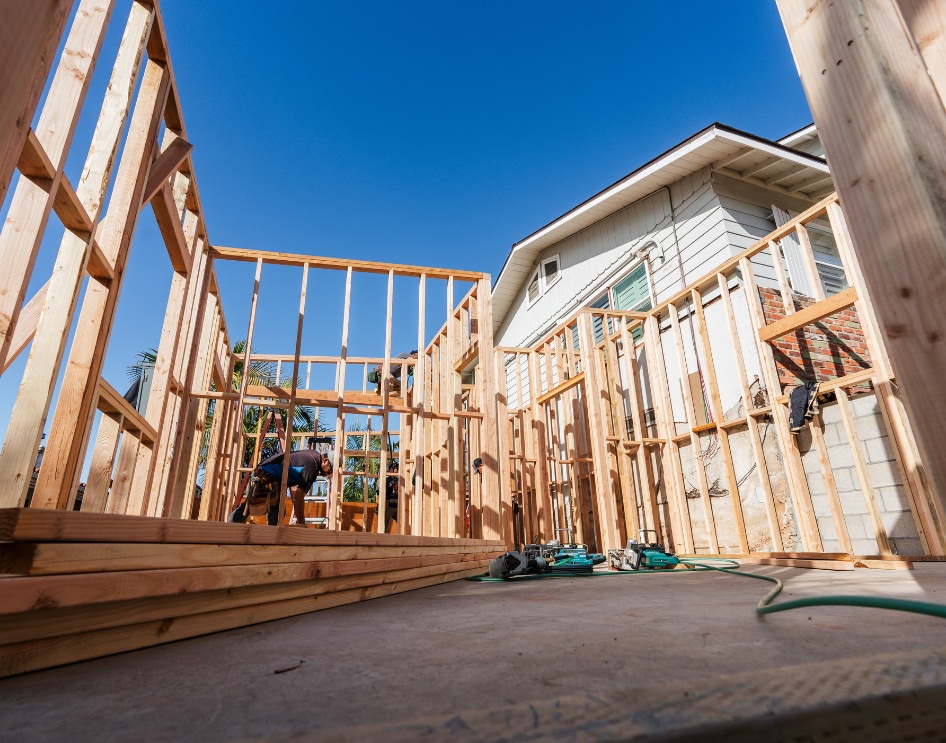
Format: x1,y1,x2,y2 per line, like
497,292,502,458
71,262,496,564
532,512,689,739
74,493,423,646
613,264,651,311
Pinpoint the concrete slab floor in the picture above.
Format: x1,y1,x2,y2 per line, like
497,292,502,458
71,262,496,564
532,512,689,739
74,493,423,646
3,563,946,741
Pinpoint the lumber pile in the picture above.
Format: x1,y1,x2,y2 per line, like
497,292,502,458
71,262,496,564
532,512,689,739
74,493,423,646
0,509,503,678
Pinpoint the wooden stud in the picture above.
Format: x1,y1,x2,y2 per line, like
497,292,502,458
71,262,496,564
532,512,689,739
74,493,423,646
669,302,719,553
691,287,748,553
740,256,823,552
777,0,946,526
717,274,784,552
835,388,893,555
0,8,160,508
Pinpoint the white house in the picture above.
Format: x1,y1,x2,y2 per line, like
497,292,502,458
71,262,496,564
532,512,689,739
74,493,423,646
491,122,836,351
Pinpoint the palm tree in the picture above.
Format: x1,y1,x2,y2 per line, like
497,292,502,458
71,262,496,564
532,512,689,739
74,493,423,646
341,423,398,503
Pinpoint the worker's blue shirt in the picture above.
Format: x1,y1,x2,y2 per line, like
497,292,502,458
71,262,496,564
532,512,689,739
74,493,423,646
256,449,326,493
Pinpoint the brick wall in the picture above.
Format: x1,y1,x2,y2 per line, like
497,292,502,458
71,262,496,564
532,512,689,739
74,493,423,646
759,288,871,390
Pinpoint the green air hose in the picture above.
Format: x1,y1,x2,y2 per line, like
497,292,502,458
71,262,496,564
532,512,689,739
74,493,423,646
681,558,946,619
468,556,946,620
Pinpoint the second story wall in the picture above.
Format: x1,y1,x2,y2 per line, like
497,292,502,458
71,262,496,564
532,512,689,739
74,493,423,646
496,166,738,348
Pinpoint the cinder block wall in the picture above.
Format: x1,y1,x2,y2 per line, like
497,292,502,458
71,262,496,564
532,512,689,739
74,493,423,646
759,288,871,387
797,394,921,555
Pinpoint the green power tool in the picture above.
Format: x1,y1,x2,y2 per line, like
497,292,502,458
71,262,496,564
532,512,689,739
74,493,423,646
608,530,680,571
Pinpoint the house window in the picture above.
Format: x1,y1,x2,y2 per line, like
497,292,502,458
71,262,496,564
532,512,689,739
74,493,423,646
613,263,652,312
541,254,561,290
772,206,848,297
526,268,541,305
613,263,651,342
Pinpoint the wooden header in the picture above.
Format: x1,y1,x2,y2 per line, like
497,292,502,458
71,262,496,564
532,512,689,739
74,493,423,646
210,245,487,282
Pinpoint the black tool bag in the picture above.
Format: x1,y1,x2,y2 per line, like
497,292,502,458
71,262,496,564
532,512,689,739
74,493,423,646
245,470,281,516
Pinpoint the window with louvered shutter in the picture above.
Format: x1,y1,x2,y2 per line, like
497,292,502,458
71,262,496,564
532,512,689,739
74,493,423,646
527,269,540,305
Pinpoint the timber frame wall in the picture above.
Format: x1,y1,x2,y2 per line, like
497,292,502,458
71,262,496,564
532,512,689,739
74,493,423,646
497,193,946,557
0,1,502,540
0,1,504,677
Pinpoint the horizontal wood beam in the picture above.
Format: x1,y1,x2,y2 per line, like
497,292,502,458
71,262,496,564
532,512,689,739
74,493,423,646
758,286,858,343
142,134,192,204
52,171,93,233
1,284,46,373
210,245,487,281
16,129,55,179
535,372,585,405
150,182,191,273
86,238,114,281
649,192,839,317
0,508,504,546
96,378,157,444
245,385,406,408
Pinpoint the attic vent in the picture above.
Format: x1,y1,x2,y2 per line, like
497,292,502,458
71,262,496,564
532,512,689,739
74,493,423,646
542,255,560,287
527,270,540,304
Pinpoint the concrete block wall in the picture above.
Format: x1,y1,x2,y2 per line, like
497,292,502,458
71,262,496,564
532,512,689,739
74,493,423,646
798,393,921,555
759,288,872,389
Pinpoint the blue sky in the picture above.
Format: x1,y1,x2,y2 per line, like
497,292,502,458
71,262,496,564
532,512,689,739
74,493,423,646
0,1,814,448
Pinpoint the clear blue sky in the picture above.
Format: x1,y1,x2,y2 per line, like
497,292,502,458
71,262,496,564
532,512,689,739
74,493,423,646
0,1,814,449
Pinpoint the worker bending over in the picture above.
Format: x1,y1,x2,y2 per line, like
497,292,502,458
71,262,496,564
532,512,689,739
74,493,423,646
229,447,333,526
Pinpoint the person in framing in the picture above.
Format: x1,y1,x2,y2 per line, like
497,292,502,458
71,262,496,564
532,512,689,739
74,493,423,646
229,443,333,527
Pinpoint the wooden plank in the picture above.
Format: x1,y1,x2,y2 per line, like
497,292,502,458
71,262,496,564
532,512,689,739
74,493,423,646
534,372,585,405
1,283,46,374
0,565,488,678
0,508,504,548
141,133,192,204
477,277,503,543
576,312,621,553
768,240,795,315
106,430,141,516
716,273,784,551
808,412,853,554
82,413,122,513
97,377,157,442
794,223,826,301
378,269,395,534
168,262,218,519
835,388,893,555
0,0,117,388
827,201,942,554
0,557,492,637
669,303,719,554
130,208,200,516
757,286,858,344
211,245,485,281
15,128,56,179
4,10,160,510
643,315,693,554
0,0,72,201
51,170,93,233
150,181,191,273
777,0,946,531
692,287,748,553
603,328,636,542
738,557,855,571
740,257,823,552
244,385,405,408
0,540,500,576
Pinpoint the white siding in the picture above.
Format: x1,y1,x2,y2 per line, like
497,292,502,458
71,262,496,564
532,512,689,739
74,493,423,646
497,167,739,348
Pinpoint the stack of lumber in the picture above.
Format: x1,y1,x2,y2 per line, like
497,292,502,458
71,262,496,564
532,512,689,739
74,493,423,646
0,509,503,678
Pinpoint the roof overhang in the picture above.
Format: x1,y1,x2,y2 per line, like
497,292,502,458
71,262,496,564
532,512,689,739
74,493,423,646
491,123,832,335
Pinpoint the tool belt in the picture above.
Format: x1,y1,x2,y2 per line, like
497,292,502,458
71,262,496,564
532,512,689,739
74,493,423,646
245,469,281,516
